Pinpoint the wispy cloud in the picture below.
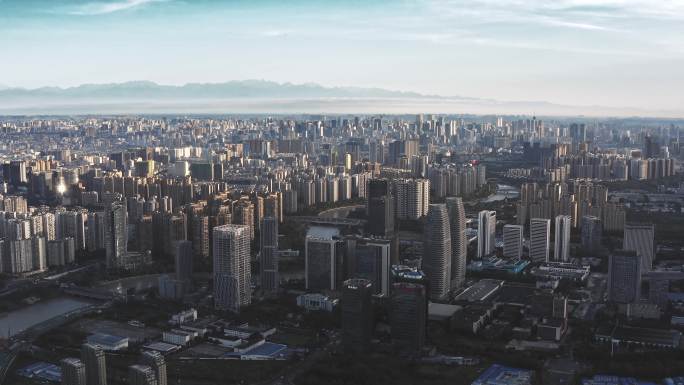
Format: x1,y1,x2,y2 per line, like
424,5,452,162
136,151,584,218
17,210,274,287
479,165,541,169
65,0,168,16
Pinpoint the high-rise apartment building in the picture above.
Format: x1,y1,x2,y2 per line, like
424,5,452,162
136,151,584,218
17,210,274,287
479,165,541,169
502,224,523,259
260,216,279,293
105,201,127,269
529,218,551,262
394,178,430,220
477,210,496,258
554,215,571,262
423,204,451,300
213,224,251,312
446,197,467,289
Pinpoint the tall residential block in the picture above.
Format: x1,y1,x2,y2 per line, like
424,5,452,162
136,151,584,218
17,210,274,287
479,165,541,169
423,204,451,300
213,224,251,312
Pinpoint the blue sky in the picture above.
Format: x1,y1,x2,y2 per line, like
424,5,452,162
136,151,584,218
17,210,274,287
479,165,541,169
1,0,683,111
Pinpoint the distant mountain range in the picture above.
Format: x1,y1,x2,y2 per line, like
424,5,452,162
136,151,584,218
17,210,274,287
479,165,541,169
0,80,448,100
0,80,681,118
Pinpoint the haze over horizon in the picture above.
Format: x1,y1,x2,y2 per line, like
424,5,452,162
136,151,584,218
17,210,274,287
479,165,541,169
1,0,683,115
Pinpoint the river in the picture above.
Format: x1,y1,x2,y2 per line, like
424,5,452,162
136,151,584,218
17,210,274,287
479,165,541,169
481,184,520,203
0,297,93,338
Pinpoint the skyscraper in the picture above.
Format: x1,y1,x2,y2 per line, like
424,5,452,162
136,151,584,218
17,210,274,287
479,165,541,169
477,210,496,258
141,351,167,385
623,223,655,272
608,251,642,303
367,179,394,238
213,224,251,312
61,358,87,385
391,282,427,351
554,215,571,262
341,278,373,353
105,200,127,269
423,204,451,300
394,178,430,220
529,218,551,262
175,240,193,284
445,197,467,288
81,343,107,385
580,215,602,253
232,199,255,240
502,224,523,259
260,216,279,293
128,365,158,385
305,226,345,291
347,237,391,296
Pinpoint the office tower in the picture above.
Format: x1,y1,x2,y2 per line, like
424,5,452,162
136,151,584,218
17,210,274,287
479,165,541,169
260,216,279,293
608,251,642,303
529,218,550,262
61,358,86,385
580,215,602,253
623,223,655,272
502,224,523,259
554,215,571,262
391,282,427,351
347,237,391,296
128,365,158,385
305,226,345,291
175,240,193,284
105,201,127,269
341,278,373,353
423,204,451,300
367,179,394,237
141,351,167,385
445,197,467,288
213,224,251,312
477,210,496,258
81,344,107,385
394,178,430,220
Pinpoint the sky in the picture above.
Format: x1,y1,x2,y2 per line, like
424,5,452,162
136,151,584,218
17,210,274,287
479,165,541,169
1,0,683,112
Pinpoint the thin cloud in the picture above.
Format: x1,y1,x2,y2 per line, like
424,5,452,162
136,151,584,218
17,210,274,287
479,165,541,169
65,0,169,16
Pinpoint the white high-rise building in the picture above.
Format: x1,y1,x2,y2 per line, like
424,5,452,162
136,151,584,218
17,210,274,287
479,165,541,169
502,224,523,259
477,210,496,258
554,215,571,262
446,197,467,288
394,178,430,220
213,224,251,312
623,223,655,272
529,218,551,262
